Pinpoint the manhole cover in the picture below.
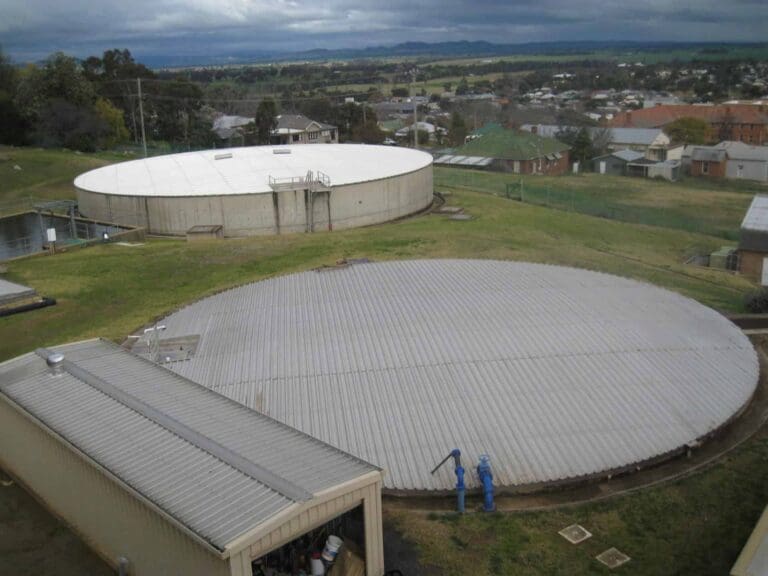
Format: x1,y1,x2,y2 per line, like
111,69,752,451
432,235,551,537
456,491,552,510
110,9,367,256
596,548,631,569
558,524,592,544
434,206,463,214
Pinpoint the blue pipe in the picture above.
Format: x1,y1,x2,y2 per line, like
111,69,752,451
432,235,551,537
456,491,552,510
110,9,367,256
430,448,466,513
477,454,495,512
454,459,465,513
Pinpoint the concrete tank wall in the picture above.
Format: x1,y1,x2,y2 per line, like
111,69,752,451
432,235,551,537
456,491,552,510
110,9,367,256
76,164,433,237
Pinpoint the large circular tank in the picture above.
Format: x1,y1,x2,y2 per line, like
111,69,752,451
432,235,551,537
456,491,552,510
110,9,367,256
149,260,759,493
74,144,433,236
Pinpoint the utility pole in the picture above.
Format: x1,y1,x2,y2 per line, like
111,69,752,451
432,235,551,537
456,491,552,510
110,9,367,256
137,78,147,158
411,69,418,149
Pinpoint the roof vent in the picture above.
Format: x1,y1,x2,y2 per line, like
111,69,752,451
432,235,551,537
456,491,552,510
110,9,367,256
46,352,65,373
273,149,291,155
214,153,233,160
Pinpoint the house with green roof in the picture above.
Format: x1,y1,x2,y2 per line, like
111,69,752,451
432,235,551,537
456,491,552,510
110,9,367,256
435,127,571,175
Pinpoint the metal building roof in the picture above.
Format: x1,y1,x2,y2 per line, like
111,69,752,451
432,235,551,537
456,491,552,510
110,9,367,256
0,339,378,551
0,278,36,306
520,125,666,146
153,260,758,492
73,145,433,198
609,149,646,162
741,195,768,232
434,155,494,167
691,147,727,162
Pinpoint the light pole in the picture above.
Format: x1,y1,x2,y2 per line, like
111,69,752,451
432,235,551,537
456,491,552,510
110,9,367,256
411,68,419,149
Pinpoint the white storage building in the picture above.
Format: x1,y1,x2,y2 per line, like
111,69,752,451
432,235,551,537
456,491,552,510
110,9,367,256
0,339,384,576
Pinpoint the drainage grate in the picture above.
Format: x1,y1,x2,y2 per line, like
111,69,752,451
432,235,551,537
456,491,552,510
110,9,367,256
596,548,631,569
558,524,592,544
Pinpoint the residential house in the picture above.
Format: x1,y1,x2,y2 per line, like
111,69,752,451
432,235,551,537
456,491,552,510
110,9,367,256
521,124,682,161
212,115,254,141
437,127,570,175
725,142,768,182
610,104,768,145
394,121,445,142
271,114,338,144
683,141,768,182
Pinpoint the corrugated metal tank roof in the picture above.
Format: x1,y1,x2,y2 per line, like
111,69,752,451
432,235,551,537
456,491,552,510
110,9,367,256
154,260,759,492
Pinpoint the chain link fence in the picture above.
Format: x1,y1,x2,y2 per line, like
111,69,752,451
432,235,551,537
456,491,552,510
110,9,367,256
434,168,741,241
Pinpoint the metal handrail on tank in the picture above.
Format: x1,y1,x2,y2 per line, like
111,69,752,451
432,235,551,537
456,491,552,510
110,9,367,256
268,171,332,192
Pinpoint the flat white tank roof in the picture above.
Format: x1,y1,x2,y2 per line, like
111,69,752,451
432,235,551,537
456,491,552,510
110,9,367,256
152,260,759,492
74,144,433,198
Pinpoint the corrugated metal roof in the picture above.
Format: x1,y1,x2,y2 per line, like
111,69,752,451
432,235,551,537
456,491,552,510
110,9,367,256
153,260,758,492
612,149,646,162
521,125,666,146
0,278,36,305
741,195,768,232
691,147,727,162
0,339,378,550
434,155,494,167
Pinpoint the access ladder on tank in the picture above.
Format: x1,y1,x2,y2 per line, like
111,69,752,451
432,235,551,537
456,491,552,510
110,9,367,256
267,170,332,233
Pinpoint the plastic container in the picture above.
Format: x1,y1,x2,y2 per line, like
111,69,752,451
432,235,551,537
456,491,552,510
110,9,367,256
310,552,325,575
321,535,343,563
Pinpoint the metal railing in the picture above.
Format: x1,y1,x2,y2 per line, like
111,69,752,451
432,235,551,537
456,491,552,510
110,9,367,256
268,170,332,192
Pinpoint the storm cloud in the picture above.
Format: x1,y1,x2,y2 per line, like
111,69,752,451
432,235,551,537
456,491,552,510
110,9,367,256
1,0,766,64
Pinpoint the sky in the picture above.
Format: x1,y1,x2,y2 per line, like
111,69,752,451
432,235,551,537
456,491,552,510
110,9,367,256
1,0,767,65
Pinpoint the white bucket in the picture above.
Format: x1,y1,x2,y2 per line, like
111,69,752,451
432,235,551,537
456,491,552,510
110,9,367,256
310,553,325,575
321,535,343,563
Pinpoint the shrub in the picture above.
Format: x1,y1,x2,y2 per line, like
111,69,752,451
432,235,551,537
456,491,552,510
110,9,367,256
744,287,768,313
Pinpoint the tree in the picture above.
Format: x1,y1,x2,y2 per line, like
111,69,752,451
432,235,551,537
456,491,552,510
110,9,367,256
94,98,129,148
558,127,595,167
0,47,27,145
664,117,712,145
349,106,384,144
391,87,409,98
455,77,469,95
449,111,467,146
151,78,204,146
570,128,595,166
717,111,737,142
15,52,96,124
254,98,277,144
34,99,107,152
82,49,155,143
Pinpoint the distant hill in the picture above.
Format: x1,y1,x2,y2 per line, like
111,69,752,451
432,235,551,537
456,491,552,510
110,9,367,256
149,40,767,69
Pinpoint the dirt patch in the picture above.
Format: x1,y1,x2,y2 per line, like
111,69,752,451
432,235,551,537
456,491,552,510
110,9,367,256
0,469,112,576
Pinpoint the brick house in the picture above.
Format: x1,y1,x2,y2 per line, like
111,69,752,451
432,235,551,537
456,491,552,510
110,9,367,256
689,146,728,177
610,104,768,146
441,126,571,175
683,141,768,182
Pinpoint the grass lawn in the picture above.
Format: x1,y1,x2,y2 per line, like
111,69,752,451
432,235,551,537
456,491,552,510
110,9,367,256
0,148,766,575
387,424,768,575
0,182,757,361
435,168,763,241
0,146,126,208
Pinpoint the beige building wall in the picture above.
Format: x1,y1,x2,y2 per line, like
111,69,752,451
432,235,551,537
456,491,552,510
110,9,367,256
0,396,230,576
77,164,433,237
0,394,386,576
